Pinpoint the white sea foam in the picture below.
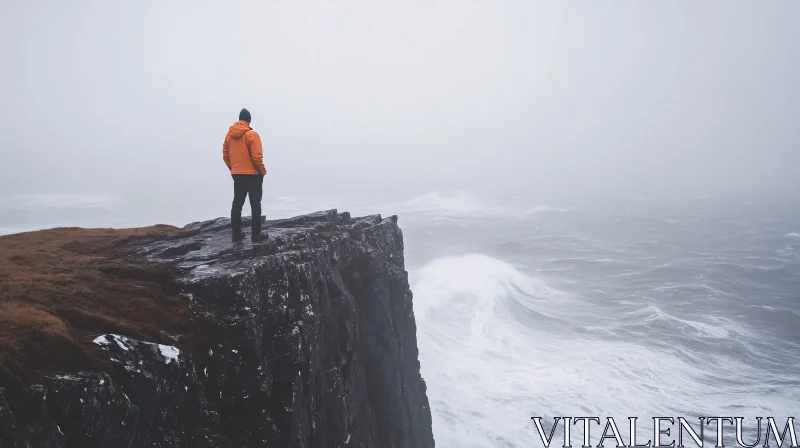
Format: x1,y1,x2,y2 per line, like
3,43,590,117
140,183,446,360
410,253,794,447
396,192,567,219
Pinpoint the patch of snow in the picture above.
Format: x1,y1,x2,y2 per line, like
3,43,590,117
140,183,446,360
345,434,351,444
209,349,213,356
113,335,131,351
53,374,79,381
158,344,180,364
99,378,105,385
94,334,133,351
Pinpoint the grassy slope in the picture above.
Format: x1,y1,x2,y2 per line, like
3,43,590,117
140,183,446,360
0,225,195,386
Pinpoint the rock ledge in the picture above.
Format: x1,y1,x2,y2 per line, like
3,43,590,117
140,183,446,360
0,210,434,448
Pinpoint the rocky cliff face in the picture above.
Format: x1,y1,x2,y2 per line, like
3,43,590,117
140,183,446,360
0,210,435,448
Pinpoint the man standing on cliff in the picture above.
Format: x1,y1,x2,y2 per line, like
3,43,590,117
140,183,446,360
223,108,268,242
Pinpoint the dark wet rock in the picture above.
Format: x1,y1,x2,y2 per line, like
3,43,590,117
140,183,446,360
0,210,434,448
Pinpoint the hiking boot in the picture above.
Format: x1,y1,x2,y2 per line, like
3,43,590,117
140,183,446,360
251,232,269,242
232,231,246,242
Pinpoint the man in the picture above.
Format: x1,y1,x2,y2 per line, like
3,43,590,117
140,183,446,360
223,108,268,242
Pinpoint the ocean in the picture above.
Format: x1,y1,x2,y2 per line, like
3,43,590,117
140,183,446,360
2,191,799,447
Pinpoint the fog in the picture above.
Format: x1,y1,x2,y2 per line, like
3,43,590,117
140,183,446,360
1,1,799,224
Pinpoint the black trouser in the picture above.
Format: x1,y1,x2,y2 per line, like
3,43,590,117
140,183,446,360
231,174,263,234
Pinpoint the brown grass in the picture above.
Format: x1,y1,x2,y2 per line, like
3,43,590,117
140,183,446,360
0,225,196,386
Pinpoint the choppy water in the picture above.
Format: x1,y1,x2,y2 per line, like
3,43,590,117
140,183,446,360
398,194,800,447
2,191,799,447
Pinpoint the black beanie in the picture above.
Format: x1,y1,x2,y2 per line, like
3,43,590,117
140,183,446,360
239,108,251,123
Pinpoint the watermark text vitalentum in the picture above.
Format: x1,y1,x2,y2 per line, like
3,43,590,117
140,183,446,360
530,417,798,448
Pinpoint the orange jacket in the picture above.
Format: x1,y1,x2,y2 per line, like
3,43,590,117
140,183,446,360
223,120,266,175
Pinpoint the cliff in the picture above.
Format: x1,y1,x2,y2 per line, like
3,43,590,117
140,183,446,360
0,210,435,447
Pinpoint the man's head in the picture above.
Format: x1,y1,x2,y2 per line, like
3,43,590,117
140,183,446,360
239,108,251,123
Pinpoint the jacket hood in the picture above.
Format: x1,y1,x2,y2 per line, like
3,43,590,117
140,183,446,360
228,120,251,139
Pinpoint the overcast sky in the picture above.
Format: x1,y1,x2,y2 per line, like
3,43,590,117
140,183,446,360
1,1,798,217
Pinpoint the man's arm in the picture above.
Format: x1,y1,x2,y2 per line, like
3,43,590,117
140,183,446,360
222,135,231,170
250,132,267,175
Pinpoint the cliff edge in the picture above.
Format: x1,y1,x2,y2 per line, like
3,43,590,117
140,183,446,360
0,210,435,448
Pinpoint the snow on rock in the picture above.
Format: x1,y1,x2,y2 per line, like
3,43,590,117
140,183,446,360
158,344,180,364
